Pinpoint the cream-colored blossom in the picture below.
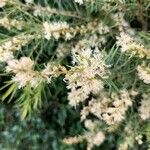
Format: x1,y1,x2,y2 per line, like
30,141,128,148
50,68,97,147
135,135,143,145
41,63,66,83
65,46,109,107
90,131,105,146
68,88,89,106
0,51,14,62
137,64,150,84
0,34,34,62
81,90,132,125
139,93,150,120
98,22,109,35
116,32,150,58
116,32,139,52
56,43,71,58
112,12,133,33
74,0,98,5
6,57,34,73
6,57,41,88
74,0,83,5
0,0,6,8
43,20,109,41
25,0,33,4
6,57,66,88
80,106,90,120
84,119,96,131
43,21,69,40
63,135,84,145
0,17,25,30
86,131,105,150
63,130,105,150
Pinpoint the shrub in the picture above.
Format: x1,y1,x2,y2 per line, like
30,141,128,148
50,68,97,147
0,0,150,149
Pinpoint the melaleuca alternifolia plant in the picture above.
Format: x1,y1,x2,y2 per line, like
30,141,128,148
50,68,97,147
0,0,150,149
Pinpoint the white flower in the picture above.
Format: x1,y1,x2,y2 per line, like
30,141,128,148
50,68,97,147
6,57,64,88
25,0,33,4
0,0,6,8
116,32,134,52
63,136,84,145
33,9,41,16
98,22,109,34
86,131,105,147
43,22,52,40
56,43,70,58
80,106,90,120
112,12,132,32
6,57,41,88
116,32,148,58
0,34,34,63
12,72,34,88
135,135,143,145
118,137,130,150
6,57,34,73
68,88,89,106
139,94,150,120
92,132,105,146
0,51,14,62
65,46,108,106
137,65,150,84
41,63,66,83
74,0,83,5
0,17,24,30
43,21,69,40
0,18,10,29
65,32,73,40
84,119,96,130
80,90,132,125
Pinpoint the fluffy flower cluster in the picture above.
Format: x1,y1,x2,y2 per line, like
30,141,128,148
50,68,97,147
137,64,150,84
112,12,133,33
64,120,105,150
0,35,34,62
0,17,25,30
63,128,105,150
0,0,6,8
135,134,143,145
6,57,42,88
6,57,65,88
56,33,108,60
65,46,109,107
25,0,33,4
81,90,132,125
43,21,71,40
116,32,150,58
41,63,67,83
74,0,96,5
74,0,125,5
86,131,105,150
139,93,150,120
118,137,129,150
63,136,84,145
32,4,78,19
43,20,109,41
74,0,84,5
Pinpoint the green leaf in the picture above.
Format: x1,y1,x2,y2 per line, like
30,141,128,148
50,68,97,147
1,83,17,101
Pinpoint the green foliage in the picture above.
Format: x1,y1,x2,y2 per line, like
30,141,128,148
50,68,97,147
16,82,45,119
0,103,83,150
